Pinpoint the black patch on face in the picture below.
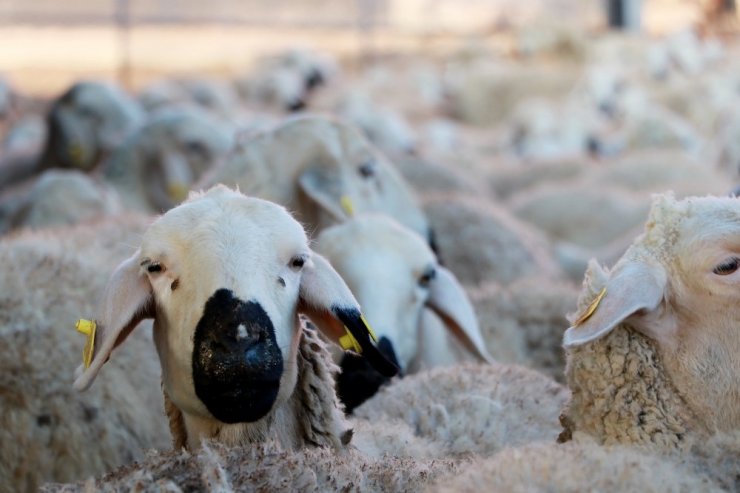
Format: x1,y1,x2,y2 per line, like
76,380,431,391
428,227,443,264
287,98,306,112
305,69,325,90
332,306,399,378
337,336,401,414
192,289,283,424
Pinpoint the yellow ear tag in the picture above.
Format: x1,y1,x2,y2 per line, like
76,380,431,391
573,287,607,327
340,195,355,217
69,142,85,168
75,319,97,369
361,314,378,343
167,182,189,203
339,330,362,353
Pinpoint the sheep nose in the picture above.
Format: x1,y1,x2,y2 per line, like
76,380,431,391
192,289,284,424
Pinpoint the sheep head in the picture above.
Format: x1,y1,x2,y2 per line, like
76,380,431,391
315,214,493,412
564,193,740,441
73,186,396,445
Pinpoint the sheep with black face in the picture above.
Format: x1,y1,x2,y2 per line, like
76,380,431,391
73,185,396,450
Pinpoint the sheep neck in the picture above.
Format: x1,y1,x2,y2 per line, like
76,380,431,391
170,320,351,451
560,325,699,450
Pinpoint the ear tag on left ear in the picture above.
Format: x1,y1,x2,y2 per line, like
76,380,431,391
340,195,355,217
572,287,607,327
75,319,97,369
167,182,189,203
338,314,378,353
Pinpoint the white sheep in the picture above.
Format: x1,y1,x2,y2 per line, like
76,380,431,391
314,215,493,410
0,215,169,492
422,193,564,286
197,115,430,241
100,105,234,212
0,169,123,234
560,193,740,449
73,186,397,451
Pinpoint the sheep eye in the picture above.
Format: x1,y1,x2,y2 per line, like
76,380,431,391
418,266,436,288
358,159,376,178
290,255,307,270
184,140,207,156
147,263,163,273
713,257,740,275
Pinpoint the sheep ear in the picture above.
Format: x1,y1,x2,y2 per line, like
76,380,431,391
298,253,398,377
298,166,350,223
563,261,668,348
73,251,155,391
425,266,494,363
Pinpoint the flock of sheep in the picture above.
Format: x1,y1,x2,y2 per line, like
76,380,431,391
0,21,739,493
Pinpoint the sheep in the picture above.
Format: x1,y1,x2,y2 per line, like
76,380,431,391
354,362,570,457
427,438,724,492
100,105,233,212
422,193,563,286
0,81,144,191
313,215,493,411
467,276,579,382
560,193,740,449
197,115,430,242
0,169,123,234
73,185,397,452
0,216,169,492
40,439,460,492
486,157,588,200
393,155,486,197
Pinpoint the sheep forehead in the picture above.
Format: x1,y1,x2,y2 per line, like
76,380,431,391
143,187,308,259
318,215,435,271
627,194,740,267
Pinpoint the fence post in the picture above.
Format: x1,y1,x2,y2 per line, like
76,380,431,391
115,0,132,89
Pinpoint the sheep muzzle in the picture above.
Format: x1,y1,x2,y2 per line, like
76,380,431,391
192,289,284,424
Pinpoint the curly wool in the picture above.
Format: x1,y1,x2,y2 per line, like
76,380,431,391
40,440,460,493
354,363,569,457
559,261,697,449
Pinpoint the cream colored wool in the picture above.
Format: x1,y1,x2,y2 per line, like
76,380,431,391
427,439,721,493
468,276,579,382
423,193,563,286
355,363,569,457
40,440,460,493
0,220,168,492
561,193,740,449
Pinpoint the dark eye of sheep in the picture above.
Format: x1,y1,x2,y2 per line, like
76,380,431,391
358,159,376,178
184,140,207,157
418,266,436,288
147,263,163,273
713,257,740,275
290,255,306,270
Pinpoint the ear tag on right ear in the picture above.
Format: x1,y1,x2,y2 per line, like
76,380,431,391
75,319,97,369
340,195,355,217
167,182,189,203
339,330,362,353
572,287,607,327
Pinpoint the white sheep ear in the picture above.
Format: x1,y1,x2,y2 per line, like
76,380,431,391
563,261,668,348
73,251,155,391
298,166,350,223
426,266,494,363
298,253,398,377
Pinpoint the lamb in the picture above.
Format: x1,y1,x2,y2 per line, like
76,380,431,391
313,215,493,411
101,105,233,212
73,185,397,451
0,81,144,191
422,193,563,286
197,115,430,241
0,215,169,492
560,193,740,449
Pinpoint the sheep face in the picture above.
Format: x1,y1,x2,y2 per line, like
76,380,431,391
74,186,396,428
564,194,740,432
42,81,143,170
315,215,492,411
